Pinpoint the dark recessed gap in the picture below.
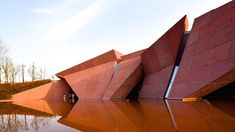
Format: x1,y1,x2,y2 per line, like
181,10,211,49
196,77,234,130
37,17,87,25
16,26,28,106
61,78,79,102
203,81,235,100
126,76,144,101
175,31,190,66
164,31,190,99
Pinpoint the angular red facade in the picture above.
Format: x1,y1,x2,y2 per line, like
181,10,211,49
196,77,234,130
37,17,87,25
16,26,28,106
139,15,188,99
168,1,235,99
103,57,143,99
56,49,123,78
11,1,235,101
65,61,116,98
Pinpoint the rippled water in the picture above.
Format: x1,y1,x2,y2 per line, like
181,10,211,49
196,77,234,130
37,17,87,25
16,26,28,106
0,99,235,132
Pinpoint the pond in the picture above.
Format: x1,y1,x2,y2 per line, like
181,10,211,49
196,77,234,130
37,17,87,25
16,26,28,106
0,99,235,132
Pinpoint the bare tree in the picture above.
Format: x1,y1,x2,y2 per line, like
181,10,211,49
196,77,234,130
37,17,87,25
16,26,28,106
28,62,37,82
19,64,26,82
0,40,8,83
2,57,12,83
0,65,2,83
51,75,55,80
0,40,8,61
39,66,47,80
9,64,19,84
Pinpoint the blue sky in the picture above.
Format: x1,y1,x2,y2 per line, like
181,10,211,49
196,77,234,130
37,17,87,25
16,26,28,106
0,0,231,76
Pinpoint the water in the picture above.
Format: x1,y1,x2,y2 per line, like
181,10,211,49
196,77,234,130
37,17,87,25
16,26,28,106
0,99,235,132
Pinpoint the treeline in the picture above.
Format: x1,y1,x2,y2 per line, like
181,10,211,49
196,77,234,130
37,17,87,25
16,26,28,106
0,40,49,84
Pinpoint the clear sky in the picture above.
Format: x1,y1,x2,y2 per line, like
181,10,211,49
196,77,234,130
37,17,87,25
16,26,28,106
0,0,231,76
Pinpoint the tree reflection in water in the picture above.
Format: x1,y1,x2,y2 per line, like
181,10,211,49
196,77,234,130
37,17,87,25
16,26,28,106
0,114,54,132
0,102,55,132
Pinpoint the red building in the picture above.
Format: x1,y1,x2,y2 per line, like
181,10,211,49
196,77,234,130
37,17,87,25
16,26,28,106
12,1,235,101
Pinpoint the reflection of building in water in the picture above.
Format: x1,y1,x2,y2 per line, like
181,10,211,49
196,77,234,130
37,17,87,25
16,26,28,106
57,100,235,131
1,99,235,131
168,100,235,131
10,1,235,101
12,99,74,116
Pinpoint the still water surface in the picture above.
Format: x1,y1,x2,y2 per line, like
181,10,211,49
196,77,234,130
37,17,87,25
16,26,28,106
0,99,235,132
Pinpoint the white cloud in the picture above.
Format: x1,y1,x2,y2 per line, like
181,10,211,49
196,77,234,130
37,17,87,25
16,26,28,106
44,0,103,42
22,0,123,75
32,8,58,15
30,0,122,43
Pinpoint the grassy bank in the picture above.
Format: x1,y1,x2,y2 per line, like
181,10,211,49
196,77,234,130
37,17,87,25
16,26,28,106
0,79,52,99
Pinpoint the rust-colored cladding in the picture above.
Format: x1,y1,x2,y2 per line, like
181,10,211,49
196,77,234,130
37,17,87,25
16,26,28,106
103,57,143,99
168,1,235,99
56,49,123,78
11,80,71,101
64,61,116,99
121,49,146,61
139,15,188,98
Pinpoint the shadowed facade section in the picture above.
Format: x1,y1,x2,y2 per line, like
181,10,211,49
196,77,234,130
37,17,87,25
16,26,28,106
56,49,123,78
103,57,143,99
139,15,188,99
168,1,235,99
11,80,71,101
